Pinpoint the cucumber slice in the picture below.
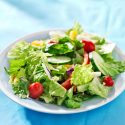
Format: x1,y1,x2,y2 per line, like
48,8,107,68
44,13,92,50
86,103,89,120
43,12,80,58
48,56,71,64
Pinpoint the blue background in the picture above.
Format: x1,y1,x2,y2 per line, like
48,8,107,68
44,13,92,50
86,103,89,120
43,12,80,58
0,0,125,125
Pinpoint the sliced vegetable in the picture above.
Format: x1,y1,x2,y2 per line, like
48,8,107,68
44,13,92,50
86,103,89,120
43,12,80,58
92,51,125,77
66,67,74,75
48,56,71,64
61,78,72,90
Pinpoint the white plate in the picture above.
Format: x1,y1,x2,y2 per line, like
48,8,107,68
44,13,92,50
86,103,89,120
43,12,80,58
0,30,125,114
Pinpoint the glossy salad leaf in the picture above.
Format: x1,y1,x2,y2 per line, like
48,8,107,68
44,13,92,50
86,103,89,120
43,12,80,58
71,64,94,85
8,59,26,74
46,43,73,55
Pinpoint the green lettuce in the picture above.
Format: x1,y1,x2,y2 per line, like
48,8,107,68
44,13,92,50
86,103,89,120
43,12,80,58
71,64,94,85
89,77,109,98
46,43,73,55
64,99,80,109
92,51,125,77
7,41,30,59
49,80,66,97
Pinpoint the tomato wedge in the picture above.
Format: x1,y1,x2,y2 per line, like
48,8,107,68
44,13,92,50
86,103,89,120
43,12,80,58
61,78,72,90
83,51,90,65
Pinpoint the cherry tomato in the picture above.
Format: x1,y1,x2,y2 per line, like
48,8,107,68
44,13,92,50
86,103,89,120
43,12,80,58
82,40,95,53
61,78,72,90
29,82,44,99
83,51,90,65
103,76,114,87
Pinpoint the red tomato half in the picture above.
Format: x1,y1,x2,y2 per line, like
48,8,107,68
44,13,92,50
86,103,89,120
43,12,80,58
29,82,44,99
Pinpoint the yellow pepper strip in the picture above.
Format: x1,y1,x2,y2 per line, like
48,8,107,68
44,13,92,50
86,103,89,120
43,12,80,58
69,30,77,40
31,40,44,47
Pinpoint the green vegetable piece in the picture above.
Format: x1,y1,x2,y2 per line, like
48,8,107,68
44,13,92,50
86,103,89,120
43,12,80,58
71,64,93,85
77,84,89,92
59,37,70,44
88,77,109,98
64,99,81,109
57,96,66,105
40,93,54,103
12,78,29,98
9,59,25,74
92,51,125,77
47,43,73,55
49,80,66,97
67,87,73,99
48,56,71,64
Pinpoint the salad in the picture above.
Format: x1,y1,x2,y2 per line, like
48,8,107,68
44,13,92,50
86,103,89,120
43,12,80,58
5,22,125,109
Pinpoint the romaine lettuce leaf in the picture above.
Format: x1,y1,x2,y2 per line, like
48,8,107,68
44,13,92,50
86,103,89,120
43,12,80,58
8,59,25,74
71,64,94,85
88,77,109,98
77,84,89,92
49,80,66,97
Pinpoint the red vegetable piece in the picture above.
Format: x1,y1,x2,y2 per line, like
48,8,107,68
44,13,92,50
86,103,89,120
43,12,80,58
29,82,44,99
61,78,72,90
82,40,95,53
103,76,114,87
83,51,90,65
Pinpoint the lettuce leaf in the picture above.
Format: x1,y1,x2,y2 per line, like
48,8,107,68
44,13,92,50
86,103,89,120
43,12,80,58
46,43,73,55
64,99,80,109
7,41,30,59
88,77,109,98
92,51,125,77
71,64,94,85
49,80,66,97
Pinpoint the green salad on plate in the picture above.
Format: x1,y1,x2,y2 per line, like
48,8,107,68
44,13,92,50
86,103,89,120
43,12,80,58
5,22,125,108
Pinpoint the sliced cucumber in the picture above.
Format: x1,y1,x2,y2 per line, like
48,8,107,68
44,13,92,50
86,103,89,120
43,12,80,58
48,56,71,64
